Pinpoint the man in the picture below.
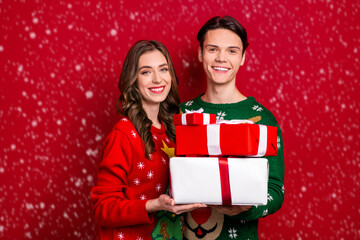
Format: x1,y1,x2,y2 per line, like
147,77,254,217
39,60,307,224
180,16,285,240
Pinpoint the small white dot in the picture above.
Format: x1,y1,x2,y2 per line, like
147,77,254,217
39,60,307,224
75,64,81,71
29,32,36,39
85,90,93,99
33,17,39,24
31,120,38,127
45,29,51,35
57,119,62,125
0,45,4,52
110,29,117,36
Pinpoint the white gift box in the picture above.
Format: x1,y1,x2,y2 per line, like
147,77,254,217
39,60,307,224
169,157,268,205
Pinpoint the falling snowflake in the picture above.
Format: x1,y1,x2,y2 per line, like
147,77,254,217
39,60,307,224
267,194,273,201
121,118,128,122
131,130,137,138
147,171,154,179
156,184,162,192
153,135,158,140
137,162,145,169
136,237,144,240
165,137,170,143
161,157,167,164
262,209,268,216
252,105,263,112
217,111,226,120
228,228,238,239
139,194,146,200
185,100,193,106
134,178,140,185
117,232,124,239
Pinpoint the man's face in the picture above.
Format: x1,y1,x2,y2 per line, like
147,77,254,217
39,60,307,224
199,28,245,86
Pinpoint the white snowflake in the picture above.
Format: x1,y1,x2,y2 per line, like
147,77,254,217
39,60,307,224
148,153,154,159
121,118,128,122
267,194,273,201
133,178,140,185
252,105,263,112
139,194,146,200
161,157,167,164
136,237,144,240
165,137,170,143
262,209,268,216
216,111,226,120
117,232,124,239
137,162,145,169
228,228,238,239
185,100,193,106
156,184,162,192
240,219,246,224
277,136,281,149
131,130,137,138
147,171,154,179
153,135,158,140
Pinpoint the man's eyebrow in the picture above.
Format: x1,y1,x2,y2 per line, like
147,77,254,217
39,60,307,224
205,44,241,50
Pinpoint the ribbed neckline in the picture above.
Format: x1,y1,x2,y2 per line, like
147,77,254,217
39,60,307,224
151,122,165,135
194,93,255,109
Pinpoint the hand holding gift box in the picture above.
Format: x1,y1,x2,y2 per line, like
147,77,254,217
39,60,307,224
176,120,278,157
170,157,269,205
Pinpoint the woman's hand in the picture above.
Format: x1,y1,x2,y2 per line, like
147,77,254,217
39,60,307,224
210,205,252,216
146,194,207,215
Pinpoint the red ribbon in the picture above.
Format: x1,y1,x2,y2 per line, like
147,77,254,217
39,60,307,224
218,157,232,205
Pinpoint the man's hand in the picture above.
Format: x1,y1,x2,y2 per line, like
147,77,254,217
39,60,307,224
146,194,207,215
210,205,252,216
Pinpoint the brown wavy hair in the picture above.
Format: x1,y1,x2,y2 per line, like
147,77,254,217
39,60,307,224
116,40,180,159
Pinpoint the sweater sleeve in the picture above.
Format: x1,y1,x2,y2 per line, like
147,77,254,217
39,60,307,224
90,129,153,227
231,122,285,220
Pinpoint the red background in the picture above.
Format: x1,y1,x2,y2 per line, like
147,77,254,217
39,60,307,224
1,1,359,239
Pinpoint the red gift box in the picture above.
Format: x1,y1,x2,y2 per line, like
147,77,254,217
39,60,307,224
173,113,216,126
176,123,278,156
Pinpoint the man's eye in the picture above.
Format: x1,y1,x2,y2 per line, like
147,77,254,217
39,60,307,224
208,48,216,52
229,49,237,54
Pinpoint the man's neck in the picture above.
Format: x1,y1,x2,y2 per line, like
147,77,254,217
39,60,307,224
202,82,247,104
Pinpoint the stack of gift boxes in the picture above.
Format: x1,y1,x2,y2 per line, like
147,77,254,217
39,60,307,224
169,112,278,206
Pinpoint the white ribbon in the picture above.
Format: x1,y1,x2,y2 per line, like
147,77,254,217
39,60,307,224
207,124,222,155
256,125,268,156
216,119,254,125
185,108,204,113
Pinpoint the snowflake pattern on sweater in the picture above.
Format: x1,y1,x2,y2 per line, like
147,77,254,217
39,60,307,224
91,117,175,240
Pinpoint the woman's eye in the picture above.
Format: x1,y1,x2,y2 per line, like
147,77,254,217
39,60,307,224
140,71,150,75
160,68,168,72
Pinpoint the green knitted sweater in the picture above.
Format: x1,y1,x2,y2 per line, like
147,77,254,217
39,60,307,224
180,94,285,240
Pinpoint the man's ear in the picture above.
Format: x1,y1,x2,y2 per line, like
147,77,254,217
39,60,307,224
198,46,203,62
240,51,246,66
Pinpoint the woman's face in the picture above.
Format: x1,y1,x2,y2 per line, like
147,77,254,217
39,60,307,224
137,50,171,111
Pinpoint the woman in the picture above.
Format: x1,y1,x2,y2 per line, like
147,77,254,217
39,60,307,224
91,40,205,240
